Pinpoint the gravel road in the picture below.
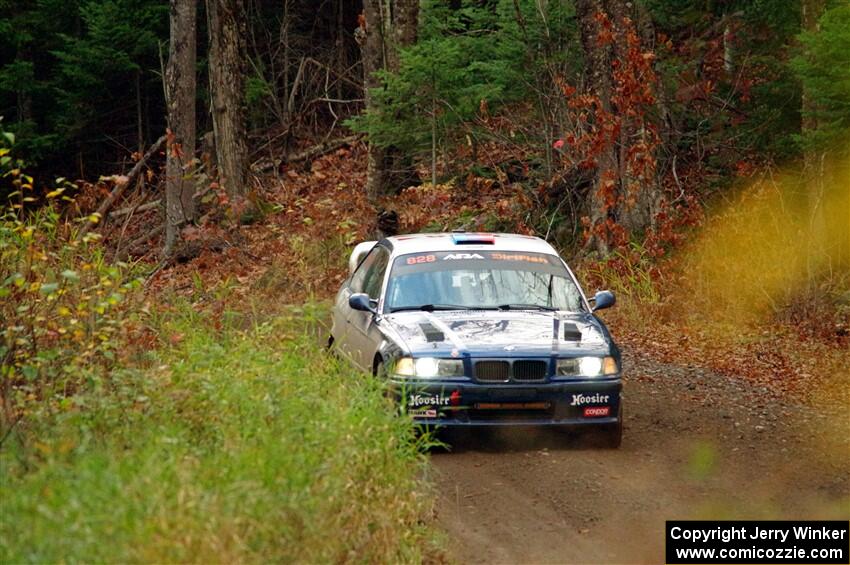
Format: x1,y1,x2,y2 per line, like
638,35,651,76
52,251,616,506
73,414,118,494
429,348,850,564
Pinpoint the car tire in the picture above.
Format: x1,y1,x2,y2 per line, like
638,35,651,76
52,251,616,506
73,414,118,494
326,336,342,361
374,361,400,408
599,404,623,449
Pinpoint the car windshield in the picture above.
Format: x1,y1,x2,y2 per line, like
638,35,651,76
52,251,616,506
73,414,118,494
385,251,585,312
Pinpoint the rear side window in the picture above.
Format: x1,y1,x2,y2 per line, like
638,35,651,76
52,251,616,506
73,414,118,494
363,247,390,299
350,246,390,298
349,248,378,293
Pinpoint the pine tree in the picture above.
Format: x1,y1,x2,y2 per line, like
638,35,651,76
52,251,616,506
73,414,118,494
0,0,167,176
793,3,850,157
349,0,529,185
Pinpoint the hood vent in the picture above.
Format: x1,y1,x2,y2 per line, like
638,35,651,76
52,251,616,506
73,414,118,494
420,323,445,342
563,323,582,341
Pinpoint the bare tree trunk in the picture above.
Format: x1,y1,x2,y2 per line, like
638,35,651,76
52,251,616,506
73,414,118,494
801,0,825,141
135,69,146,194
576,0,659,253
360,0,389,200
336,0,345,102
281,0,291,125
801,0,827,283
164,0,197,256
636,1,673,150
575,0,617,254
207,0,249,202
360,0,419,201
618,2,659,232
136,70,145,155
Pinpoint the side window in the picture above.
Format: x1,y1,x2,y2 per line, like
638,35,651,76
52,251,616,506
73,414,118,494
349,248,379,293
362,247,390,299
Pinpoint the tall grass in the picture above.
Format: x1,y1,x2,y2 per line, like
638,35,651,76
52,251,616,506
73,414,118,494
0,306,442,563
584,162,849,336
578,164,849,406
680,166,849,330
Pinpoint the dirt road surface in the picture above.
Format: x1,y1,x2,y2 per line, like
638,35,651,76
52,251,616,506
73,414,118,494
430,348,850,564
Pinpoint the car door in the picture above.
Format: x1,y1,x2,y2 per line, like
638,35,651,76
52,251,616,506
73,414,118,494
348,245,390,370
336,246,381,363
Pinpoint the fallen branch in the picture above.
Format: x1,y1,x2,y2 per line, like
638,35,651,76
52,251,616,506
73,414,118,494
76,135,166,242
252,134,360,173
143,258,169,289
109,180,216,223
115,224,165,261
250,128,291,159
109,199,160,218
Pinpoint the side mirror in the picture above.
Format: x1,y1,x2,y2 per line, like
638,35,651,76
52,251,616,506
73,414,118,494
349,293,377,314
590,290,616,312
348,241,378,275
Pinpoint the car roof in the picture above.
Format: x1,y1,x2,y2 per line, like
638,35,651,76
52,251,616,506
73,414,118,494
382,232,559,256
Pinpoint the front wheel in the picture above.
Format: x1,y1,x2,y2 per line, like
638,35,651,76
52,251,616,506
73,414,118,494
598,404,623,448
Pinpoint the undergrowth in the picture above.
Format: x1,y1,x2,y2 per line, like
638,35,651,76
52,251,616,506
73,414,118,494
0,302,443,563
1,149,443,562
579,170,849,404
1,168,145,431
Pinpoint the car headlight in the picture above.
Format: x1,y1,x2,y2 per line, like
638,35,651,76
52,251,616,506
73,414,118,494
392,356,464,378
557,356,618,377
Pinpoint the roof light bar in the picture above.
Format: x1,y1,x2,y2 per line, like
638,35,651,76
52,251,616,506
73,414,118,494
452,233,495,245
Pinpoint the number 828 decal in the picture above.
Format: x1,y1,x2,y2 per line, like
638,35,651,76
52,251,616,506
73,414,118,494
406,254,436,265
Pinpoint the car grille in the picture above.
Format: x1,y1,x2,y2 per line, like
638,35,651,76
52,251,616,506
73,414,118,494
473,360,549,383
474,361,510,382
513,360,548,382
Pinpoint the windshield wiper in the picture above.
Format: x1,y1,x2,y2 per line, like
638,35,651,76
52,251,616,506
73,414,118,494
496,303,557,311
389,304,480,313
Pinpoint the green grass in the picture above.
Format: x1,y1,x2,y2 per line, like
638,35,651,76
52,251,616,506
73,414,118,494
0,304,441,563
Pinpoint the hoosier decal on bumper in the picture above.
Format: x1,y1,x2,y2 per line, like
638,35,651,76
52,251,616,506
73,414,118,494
407,393,450,408
407,392,451,418
570,392,610,406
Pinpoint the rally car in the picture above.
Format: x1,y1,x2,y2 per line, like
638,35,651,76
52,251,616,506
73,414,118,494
329,232,622,447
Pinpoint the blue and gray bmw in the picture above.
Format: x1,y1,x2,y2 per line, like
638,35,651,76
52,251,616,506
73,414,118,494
330,232,623,447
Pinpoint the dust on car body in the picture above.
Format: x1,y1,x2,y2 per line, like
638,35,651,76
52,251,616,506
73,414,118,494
330,232,623,447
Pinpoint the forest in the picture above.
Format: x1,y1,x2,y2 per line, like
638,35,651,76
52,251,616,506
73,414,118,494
1,0,848,562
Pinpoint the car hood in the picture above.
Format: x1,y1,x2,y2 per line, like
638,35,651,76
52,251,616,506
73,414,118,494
382,310,612,357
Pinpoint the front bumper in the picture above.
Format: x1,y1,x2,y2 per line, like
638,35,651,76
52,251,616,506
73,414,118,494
390,378,622,427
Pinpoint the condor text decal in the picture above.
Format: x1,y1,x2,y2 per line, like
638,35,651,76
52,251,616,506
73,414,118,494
570,392,611,418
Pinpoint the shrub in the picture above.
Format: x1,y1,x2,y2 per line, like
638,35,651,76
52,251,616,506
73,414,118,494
0,307,442,563
0,164,143,431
